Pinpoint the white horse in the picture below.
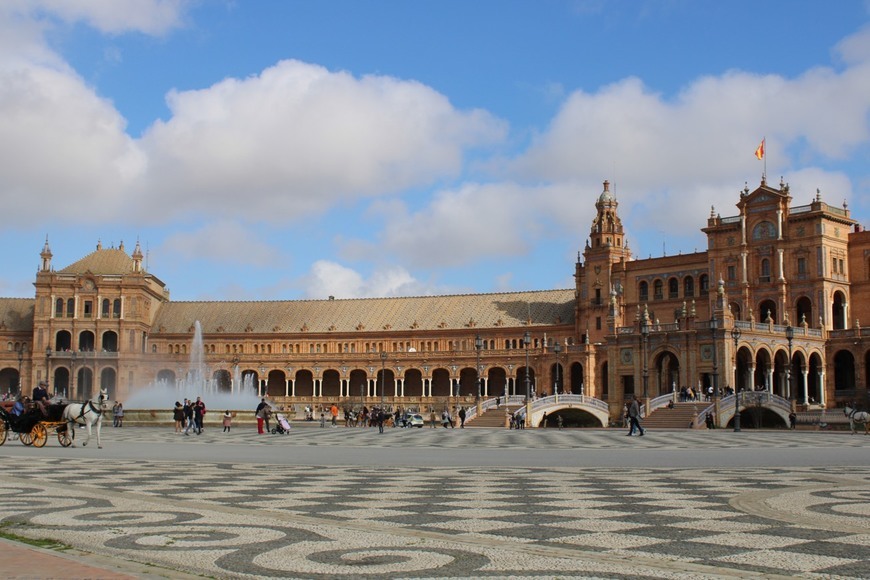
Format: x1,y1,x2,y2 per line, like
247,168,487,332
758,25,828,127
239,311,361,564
844,405,869,435
62,389,108,448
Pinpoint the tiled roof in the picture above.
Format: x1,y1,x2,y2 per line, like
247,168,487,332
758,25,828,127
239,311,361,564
0,298,35,332
151,289,575,335
58,248,137,275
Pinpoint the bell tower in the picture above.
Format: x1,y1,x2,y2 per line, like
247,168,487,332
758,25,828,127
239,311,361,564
575,180,632,342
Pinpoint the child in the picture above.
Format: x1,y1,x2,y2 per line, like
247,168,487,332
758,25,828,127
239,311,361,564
222,410,232,432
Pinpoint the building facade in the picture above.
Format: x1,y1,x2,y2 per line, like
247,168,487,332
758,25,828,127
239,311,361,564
2,179,868,420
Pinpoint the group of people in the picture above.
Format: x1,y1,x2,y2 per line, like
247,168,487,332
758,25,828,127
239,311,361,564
172,397,206,435
112,401,124,427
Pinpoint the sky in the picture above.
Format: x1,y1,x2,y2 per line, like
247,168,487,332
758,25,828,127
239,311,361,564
1,0,869,302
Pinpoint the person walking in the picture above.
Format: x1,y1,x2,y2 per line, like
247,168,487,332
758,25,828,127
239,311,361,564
429,407,437,428
182,399,194,435
255,398,268,434
627,395,645,436
223,410,233,432
330,403,339,427
173,401,184,434
193,396,206,435
458,406,466,428
112,402,124,427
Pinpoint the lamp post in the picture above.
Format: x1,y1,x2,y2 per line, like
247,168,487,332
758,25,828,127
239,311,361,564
474,334,483,401
523,331,531,427
553,342,562,398
785,323,794,411
731,327,741,432
640,308,650,414
45,347,52,397
710,316,719,426
70,351,77,400
379,351,387,411
16,344,25,396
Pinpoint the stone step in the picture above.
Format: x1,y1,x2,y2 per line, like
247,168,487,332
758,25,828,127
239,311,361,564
643,403,708,428
469,406,521,427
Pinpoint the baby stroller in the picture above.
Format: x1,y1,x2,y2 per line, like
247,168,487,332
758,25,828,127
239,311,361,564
272,414,292,434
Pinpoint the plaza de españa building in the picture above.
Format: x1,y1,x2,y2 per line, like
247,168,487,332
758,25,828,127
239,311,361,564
1,177,868,423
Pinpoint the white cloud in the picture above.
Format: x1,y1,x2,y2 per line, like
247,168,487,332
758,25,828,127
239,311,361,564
301,260,438,299
155,221,281,267
373,182,587,268
136,60,507,222
8,0,188,35
0,64,145,223
510,61,870,247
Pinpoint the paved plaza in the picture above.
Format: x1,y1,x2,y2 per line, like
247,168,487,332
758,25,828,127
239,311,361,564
0,426,868,579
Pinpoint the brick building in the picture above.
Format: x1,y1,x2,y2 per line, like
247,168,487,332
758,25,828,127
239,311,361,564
1,178,868,421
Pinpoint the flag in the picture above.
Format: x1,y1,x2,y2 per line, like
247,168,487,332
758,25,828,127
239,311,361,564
755,139,765,160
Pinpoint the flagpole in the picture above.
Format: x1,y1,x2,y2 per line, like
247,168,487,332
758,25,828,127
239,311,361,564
763,137,767,182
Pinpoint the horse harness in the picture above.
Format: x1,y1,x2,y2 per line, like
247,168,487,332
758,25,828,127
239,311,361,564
73,397,104,424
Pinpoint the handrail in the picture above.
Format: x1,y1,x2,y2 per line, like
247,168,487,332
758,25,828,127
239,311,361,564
649,392,675,412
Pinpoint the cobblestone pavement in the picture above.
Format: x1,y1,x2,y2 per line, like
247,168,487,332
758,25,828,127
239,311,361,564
0,428,868,579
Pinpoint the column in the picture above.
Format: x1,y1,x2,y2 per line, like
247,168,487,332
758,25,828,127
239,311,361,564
290,378,295,397
741,252,748,283
766,368,774,394
819,370,826,407
285,378,290,397
482,377,488,397
801,369,808,405
778,248,785,281
776,209,782,239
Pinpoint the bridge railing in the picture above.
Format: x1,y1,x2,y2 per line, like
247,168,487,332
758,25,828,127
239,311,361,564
525,394,609,414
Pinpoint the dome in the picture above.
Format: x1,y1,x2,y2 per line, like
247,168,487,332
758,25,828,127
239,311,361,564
598,180,615,203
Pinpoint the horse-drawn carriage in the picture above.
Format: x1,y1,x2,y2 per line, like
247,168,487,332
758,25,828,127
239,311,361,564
0,404,72,448
0,389,108,449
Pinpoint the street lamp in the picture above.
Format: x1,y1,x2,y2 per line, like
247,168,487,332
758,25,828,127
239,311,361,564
474,334,483,401
45,347,52,396
710,317,719,426
731,326,741,432
70,350,77,400
379,351,387,410
640,308,650,411
16,344,26,395
523,331,531,427
553,342,562,396
785,323,794,410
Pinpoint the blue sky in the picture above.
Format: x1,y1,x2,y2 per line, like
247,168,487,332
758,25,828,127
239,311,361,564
1,1,868,301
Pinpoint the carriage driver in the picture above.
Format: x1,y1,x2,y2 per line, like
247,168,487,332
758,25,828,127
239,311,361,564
32,381,51,416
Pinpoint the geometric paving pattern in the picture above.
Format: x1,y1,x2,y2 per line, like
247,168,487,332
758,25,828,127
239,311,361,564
1,458,868,578
0,428,868,578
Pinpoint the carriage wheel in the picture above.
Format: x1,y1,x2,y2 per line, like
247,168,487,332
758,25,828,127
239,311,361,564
57,425,73,448
0,422,6,446
31,424,48,448
19,431,33,446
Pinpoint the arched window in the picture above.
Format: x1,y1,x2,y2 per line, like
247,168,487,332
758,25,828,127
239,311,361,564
639,281,649,302
101,299,110,317
683,276,694,297
668,278,679,299
113,299,121,318
653,280,664,300
56,298,64,317
699,274,709,295
66,298,74,318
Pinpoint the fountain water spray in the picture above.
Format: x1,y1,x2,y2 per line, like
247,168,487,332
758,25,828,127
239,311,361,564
126,320,263,410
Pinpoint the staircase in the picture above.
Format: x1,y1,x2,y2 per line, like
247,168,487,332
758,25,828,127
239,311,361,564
643,402,708,429
468,405,521,427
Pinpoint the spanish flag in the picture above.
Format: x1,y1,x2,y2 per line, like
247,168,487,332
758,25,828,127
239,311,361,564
755,139,765,160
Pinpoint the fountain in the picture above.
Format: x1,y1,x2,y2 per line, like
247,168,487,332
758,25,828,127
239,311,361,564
125,321,264,418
